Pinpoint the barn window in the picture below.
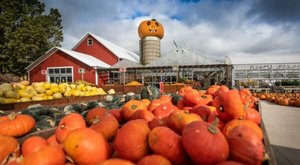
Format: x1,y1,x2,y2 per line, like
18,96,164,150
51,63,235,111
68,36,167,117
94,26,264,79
87,38,93,45
48,67,73,83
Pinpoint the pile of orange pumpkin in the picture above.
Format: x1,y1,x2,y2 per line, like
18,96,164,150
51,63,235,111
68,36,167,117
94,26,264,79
0,85,268,165
254,92,300,107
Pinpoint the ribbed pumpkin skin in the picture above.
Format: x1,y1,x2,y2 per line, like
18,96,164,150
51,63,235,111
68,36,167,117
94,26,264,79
223,119,263,140
148,126,186,165
55,113,86,143
182,121,229,165
166,110,202,134
114,119,150,162
20,145,65,165
131,110,155,122
227,126,265,165
21,136,48,157
86,107,108,125
137,154,172,165
0,113,35,137
90,114,119,140
219,89,245,119
122,100,148,121
245,108,261,125
63,128,108,165
0,135,20,164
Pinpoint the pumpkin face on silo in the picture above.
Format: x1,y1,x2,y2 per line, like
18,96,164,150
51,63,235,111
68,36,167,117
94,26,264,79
138,19,164,39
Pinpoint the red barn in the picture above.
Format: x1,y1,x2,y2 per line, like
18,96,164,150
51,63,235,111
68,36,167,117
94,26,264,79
26,32,139,86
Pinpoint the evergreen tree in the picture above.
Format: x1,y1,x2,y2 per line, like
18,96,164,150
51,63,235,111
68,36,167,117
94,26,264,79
0,0,63,76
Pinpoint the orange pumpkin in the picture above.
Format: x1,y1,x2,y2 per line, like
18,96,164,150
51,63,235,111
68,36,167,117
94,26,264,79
148,126,186,164
90,114,119,140
109,109,124,123
21,136,48,157
46,134,61,147
138,19,164,39
206,85,220,96
223,119,263,140
148,99,162,111
182,120,229,165
189,105,217,121
0,134,20,165
227,125,265,165
137,154,172,165
152,102,179,118
148,117,168,130
214,85,230,97
219,89,245,119
122,99,148,121
159,94,172,103
114,119,150,162
244,108,261,125
20,145,65,165
131,110,155,122
99,158,135,165
0,112,35,137
55,113,86,143
86,107,108,125
140,99,151,108
167,110,202,134
63,128,108,165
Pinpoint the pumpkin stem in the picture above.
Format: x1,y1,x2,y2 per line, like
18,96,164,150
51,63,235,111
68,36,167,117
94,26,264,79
147,86,153,98
208,118,219,134
8,112,17,120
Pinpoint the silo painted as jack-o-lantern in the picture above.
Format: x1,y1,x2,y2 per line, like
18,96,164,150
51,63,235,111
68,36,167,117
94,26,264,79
138,19,164,65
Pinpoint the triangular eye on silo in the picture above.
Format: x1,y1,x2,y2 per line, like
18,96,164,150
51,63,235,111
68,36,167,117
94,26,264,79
147,21,151,26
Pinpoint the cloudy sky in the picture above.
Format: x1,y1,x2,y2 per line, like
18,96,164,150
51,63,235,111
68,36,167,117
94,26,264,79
42,0,300,64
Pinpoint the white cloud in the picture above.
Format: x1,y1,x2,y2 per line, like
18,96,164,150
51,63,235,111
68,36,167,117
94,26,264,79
43,0,300,63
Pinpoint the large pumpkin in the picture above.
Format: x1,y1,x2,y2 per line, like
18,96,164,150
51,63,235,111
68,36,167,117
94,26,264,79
63,128,108,165
55,113,86,143
90,113,119,140
0,135,20,165
0,112,35,137
138,19,164,39
86,107,108,125
114,119,150,162
152,102,179,118
131,110,155,122
166,110,202,134
148,126,186,164
182,120,229,165
122,99,148,121
20,145,65,165
227,125,265,165
219,89,245,119
21,136,48,157
223,119,263,140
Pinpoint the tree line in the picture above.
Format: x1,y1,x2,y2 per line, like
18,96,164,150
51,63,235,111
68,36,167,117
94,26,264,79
0,0,63,76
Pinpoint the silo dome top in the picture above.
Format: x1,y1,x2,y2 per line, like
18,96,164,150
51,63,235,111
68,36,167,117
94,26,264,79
138,19,164,39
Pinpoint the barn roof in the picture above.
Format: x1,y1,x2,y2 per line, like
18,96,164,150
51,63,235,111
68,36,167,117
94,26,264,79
25,47,111,71
73,32,140,63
